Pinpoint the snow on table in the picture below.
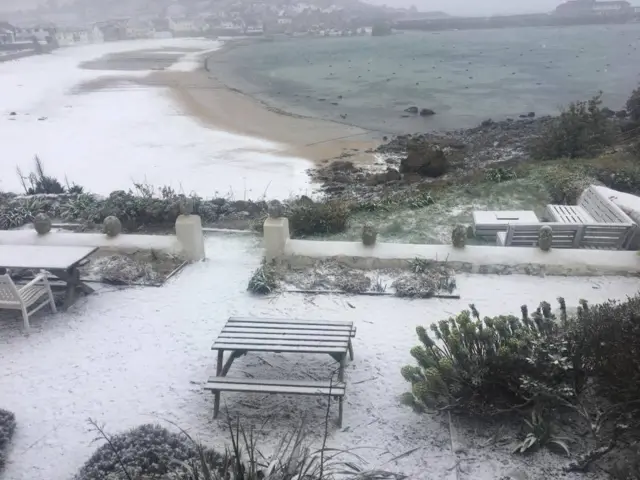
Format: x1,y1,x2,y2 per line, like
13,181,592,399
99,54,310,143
0,245,96,270
0,234,637,480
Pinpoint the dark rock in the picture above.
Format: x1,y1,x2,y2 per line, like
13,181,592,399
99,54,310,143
333,174,352,184
330,160,356,172
9,112,16,116
400,145,448,178
404,106,419,114
318,98,326,102
481,119,494,127
331,102,339,106
401,115,411,118
337,95,343,99
212,198,226,206
527,111,536,117
384,168,401,182
519,114,527,118
382,136,388,141
419,108,436,116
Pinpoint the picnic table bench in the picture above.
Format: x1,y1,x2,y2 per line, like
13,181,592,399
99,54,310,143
205,317,356,427
0,245,98,310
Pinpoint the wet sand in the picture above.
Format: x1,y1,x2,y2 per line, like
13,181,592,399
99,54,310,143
76,48,380,165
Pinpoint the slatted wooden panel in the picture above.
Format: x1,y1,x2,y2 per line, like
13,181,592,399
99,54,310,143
579,187,631,224
581,224,631,249
503,223,580,248
544,205,594,224
204,377,346,396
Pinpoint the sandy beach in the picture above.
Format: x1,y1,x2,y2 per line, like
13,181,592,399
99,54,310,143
77,45,380,166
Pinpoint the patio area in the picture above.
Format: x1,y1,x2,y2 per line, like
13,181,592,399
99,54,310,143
1,233,639,480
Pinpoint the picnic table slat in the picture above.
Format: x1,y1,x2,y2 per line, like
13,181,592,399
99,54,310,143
229,316,354,327
205,377,346,388
226,322,352,332
218,332,350,342
204,381,345,396
213,337,349,347
222,327,352,337
211,342,347,353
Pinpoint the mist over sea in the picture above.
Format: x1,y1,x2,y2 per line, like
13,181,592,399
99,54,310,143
213,24,640,134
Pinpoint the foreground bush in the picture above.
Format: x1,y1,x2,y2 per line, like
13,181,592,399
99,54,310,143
75,423,221,480
0,409,16,472
531,94,614,160
569,297,640,403
627,84,640,122
401,302,574,414
78,419,404,480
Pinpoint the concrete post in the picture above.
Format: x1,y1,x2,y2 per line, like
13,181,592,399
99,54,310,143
264,217,290,261
175,214,205,261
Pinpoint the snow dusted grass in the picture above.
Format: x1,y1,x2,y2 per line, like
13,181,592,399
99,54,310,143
0,234,638,479
0,39,311,199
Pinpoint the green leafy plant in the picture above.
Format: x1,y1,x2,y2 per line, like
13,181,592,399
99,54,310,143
531,93,614,160
485,167,517,183
626,85,640,122
513,408,570,456
247,261,278,295
288,198,350,237
400,301,571,413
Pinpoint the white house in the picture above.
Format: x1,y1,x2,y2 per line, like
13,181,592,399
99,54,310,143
55,28,89,46
277,17,293,24
0,22,16,44
168,17,198,33
15,25,56,43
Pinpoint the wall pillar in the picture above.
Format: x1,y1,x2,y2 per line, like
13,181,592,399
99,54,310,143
175,214,205,261
263,217,290,261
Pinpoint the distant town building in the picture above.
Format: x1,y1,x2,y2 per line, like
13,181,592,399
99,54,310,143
0,21,16,44
555,0,632,15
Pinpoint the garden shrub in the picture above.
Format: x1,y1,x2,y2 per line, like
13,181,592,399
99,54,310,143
626,85,640,122
0,409,16,472
247,260,278,294
74,423,221,480
531,94,614,160
568,296,640,404
485,167,517,183
401,301,578,414
288,198,350,237
538,166,597,204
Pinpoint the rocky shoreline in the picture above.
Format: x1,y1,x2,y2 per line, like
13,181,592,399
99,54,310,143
311,115,555,202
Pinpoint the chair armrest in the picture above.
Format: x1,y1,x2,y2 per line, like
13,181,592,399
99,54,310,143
19,272,48,292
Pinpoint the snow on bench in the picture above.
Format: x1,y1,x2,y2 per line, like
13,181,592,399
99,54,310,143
497,222,632,249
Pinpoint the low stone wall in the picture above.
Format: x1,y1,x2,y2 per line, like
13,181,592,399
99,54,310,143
0,215,206,261
264,218,640,276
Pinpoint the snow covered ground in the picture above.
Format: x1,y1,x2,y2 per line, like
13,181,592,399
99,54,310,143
1,233,639,479
0,39,312,199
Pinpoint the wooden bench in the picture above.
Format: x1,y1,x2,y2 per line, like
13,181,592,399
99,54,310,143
579,186,633,225
204,378,347,424
497,222,633,249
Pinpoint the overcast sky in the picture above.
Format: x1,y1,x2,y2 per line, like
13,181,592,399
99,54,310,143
0,0,567,16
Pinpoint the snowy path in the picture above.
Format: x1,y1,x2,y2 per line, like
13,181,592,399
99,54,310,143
0,39,311,198
0,235,638,479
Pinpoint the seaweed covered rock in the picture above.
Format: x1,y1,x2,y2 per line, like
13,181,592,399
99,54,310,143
74,424,221,480
0,409,16,472
103,216,122,237
451,224,466,248
33,213,52,235
538,225,553,251
362,223,377,246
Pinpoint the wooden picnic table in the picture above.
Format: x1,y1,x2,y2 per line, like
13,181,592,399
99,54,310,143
0,245,98,310
206,316,356,426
